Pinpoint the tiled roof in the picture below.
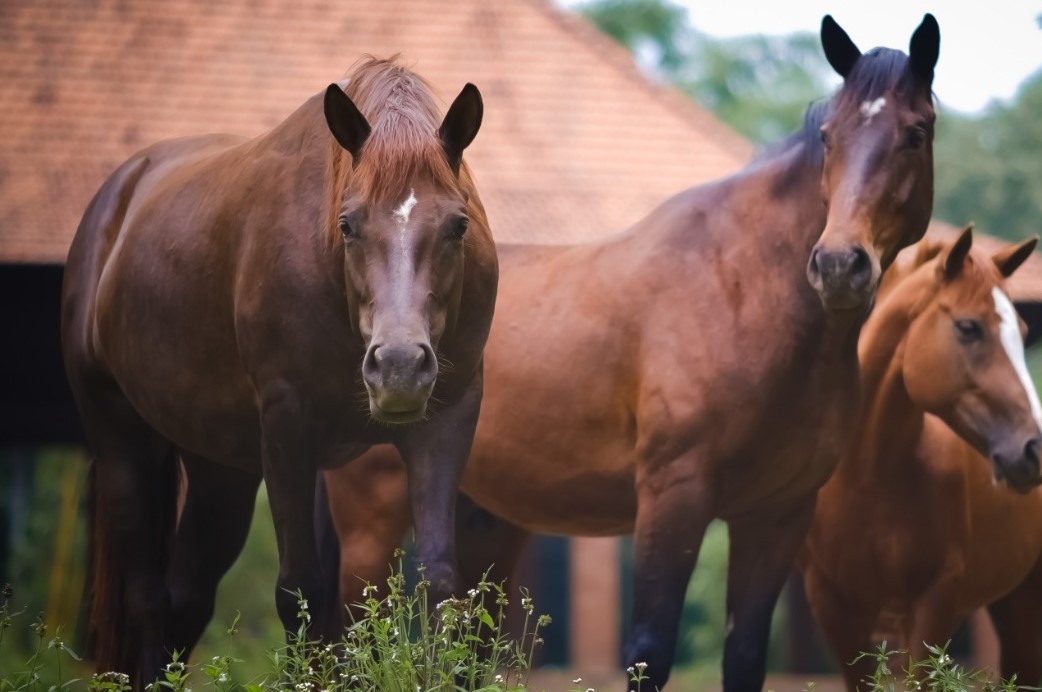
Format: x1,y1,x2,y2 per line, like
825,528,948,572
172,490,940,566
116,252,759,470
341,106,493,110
0,0,750,264
5,0,1040,303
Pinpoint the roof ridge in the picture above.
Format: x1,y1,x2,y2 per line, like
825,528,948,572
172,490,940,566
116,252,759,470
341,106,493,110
524,0,752,161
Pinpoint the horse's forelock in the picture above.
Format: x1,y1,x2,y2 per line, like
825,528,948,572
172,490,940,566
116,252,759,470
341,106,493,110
830,47,929,119
324,56,463,244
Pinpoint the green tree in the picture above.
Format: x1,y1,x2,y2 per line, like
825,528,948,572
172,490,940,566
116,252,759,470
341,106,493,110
578,0,834,143
934,69,1042,240
579,0,1042,241
578,0,689,70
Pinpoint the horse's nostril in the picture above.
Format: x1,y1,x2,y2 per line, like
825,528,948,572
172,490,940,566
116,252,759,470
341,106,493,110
417,343,438,383
1025,436,1041,465
362,346,381,385
807,247,823,285
848,246,872,288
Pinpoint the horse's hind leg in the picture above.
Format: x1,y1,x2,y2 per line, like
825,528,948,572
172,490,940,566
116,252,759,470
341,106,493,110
987,555,1042,686
165,454,260,659
76,378,178,687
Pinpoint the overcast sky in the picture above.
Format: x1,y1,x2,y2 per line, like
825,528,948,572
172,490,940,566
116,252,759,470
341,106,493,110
561,0,1042,115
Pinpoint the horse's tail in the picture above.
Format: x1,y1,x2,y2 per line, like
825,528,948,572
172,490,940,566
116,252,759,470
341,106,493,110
86,446,180,677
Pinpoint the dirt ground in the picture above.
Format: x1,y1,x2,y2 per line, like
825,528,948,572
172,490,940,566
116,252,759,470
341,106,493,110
524,668,845,691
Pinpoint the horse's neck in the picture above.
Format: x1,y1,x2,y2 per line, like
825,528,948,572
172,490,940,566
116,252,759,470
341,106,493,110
254,93,328,158
738,145,864,352
845,312,926,481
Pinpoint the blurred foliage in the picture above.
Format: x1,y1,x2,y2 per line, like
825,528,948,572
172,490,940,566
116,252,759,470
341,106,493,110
0,449,89,673
576,0,836,143
579,0,1042,242
580,0,689,70
934,70,1042,241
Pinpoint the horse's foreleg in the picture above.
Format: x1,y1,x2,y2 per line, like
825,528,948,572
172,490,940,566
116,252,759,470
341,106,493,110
801,566,878,691
166,455,260,658
987,555,1042,686
623,461,714,692
394,372,483,603
455,493,531,590
722,499,816,692
260,393,338,641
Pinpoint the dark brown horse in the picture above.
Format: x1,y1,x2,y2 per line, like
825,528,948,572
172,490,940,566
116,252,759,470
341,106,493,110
803,228,1042,689
61,57,497,685
323,16,940,691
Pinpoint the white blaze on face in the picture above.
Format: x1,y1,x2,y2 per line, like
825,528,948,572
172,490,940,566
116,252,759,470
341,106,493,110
391,188,418,305
393,188,418,226
860,97,887,124
993,286,1042,424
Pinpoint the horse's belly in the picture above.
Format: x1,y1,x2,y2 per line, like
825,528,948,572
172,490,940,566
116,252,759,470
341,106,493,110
460,410,637,535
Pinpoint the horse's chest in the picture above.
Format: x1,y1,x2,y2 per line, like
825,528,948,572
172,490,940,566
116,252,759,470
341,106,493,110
722,366,859,514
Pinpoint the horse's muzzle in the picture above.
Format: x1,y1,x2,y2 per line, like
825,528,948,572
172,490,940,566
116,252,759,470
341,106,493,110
992,434,1042,493
362,342,438,423
807,244,876,311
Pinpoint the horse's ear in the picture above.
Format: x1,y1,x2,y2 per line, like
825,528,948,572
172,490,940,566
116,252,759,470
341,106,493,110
439,83,483,175
938,224,974,280
324,84,371,160
913,239,945,268
908,13,940,88
821,15,861,79
993,236,1039,278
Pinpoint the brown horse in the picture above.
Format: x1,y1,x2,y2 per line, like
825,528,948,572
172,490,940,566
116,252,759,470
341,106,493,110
60,57,497,685
322,16,941,691
802,228,1042,690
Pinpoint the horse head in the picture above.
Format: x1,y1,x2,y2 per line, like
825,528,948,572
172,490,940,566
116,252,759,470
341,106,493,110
899,227,1042,491
807,14,939,312
323,61,483,424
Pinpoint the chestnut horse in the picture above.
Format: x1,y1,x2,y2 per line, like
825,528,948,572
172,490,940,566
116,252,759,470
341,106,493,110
322,16,940,691
802,228,1042,690
61,57,497,685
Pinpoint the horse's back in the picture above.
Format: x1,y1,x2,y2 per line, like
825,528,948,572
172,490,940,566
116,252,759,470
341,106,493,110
63,133,264,465
64,134,247,349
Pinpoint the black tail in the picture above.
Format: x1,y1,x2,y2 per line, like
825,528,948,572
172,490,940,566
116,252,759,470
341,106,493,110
87,446,179,681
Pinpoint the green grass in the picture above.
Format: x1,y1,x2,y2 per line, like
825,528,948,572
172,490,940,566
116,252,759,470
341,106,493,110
0,566,1029,691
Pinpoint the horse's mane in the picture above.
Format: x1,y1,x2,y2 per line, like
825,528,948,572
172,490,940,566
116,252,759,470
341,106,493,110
754,47,922,175
324,55,462,242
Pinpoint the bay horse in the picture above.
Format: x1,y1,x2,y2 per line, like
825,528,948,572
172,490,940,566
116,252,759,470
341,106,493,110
60,56,497,685
802,228,1042,690
322,16,941,691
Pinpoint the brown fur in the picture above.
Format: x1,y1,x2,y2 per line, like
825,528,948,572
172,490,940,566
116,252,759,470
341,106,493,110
803,231,1042,689
62,57,496,685
324,17,941,692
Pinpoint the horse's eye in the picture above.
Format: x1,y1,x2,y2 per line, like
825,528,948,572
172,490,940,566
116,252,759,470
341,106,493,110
339,217,356,239
955,319,984,343
449,217,469,240
905,126,927,150
819,127,830,149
